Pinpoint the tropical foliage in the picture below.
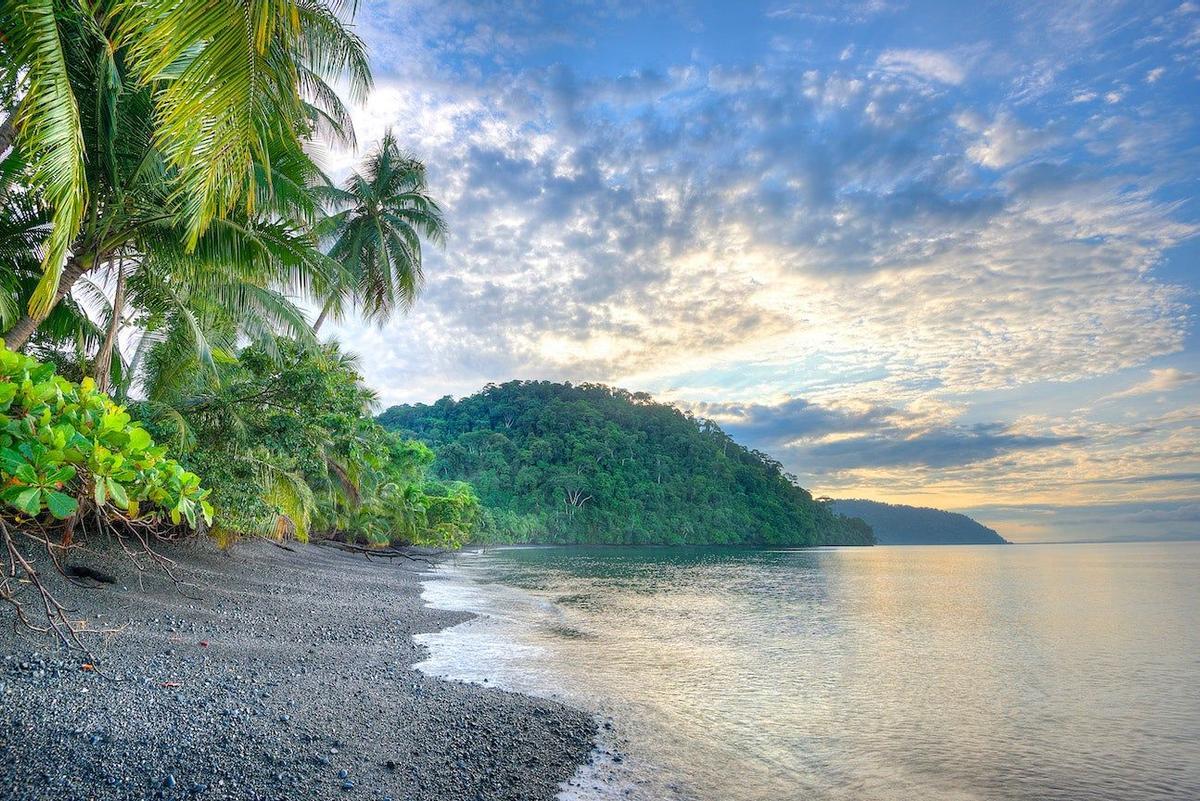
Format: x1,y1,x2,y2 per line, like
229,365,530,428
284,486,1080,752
0,343,210,529
379,381,876,547
0,2,459,636
135,338,478,549
0,0,370,335
0,343,211,640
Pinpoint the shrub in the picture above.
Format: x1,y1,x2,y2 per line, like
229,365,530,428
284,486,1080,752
0,343,212,643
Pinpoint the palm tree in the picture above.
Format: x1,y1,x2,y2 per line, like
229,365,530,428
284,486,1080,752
0,0,370,347
311,131,447,332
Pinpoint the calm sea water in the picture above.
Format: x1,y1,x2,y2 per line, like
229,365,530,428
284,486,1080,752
414,543,1200,801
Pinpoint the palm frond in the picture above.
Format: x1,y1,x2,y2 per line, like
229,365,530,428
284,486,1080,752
8,0,88,317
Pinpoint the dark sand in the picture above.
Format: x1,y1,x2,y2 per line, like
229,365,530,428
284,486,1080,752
0,538,596,800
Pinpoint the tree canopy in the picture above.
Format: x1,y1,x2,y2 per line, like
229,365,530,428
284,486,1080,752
379,381,875,547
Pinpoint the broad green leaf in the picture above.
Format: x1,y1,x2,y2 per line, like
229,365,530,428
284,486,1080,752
127,427,152,452
106,477,129,508
45,491,77,520
0,447,24,474
14,487,42,516
46,465,76,484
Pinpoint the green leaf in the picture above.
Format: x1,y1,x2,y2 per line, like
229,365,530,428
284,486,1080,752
106,477,129,508
45,491,77,520
14,463,37,484
93,478,106,507
0,485,26,503
46,465,76,484
127,427,152,452
0,447,24,474
14,487,42,516
28,363,55,385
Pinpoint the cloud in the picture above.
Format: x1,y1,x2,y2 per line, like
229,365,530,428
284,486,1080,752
1106,368,1200,400
957,111,1055,168
688,395,1081,470
803,425,1084,469
876,49,966,85
332,53,1193,408
766,0,900,24
328,0,1200,542
691,397,890,445
972,501,1200,542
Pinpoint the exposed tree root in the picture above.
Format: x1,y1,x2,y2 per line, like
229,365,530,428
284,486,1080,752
0,504,198,651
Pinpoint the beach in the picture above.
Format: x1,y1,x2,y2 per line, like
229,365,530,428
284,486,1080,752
0,539,595,800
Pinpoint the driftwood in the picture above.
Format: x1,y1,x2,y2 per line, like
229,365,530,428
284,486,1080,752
316,540,442,565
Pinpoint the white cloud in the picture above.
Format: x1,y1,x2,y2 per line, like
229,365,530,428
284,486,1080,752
958,111,1054,168
1106,368,1200,400
1146,66,1167,83
876,49,966,85
330,69,1194,414
331,0,1200,539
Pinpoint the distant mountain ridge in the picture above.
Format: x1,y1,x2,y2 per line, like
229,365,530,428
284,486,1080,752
830,499,1008,545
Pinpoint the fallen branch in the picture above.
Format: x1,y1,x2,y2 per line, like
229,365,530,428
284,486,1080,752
316,540,442,565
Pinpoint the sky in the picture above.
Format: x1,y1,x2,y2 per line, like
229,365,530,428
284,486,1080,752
323,0,1200,543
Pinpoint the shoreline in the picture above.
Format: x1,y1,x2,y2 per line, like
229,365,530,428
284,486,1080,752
414,555,645,801
0,538,596,800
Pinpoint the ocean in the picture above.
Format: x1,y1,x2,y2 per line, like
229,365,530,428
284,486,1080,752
414,542,1200,801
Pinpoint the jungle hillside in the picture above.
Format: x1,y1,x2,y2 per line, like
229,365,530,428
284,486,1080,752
378,381,876,547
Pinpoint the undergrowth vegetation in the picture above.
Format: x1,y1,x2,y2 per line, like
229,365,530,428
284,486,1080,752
0,343,211,643
135,338,479,550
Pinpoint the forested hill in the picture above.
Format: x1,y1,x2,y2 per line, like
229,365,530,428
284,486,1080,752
378,382,875,546
830,500,1008,545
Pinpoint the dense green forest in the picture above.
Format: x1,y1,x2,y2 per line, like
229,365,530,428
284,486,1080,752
379,381,875,546
830,500,1008,545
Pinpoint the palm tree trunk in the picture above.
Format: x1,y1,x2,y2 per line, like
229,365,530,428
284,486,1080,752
0,115,18,206
2,254,93,351
312,298,333,333
93,259,125,394
0,114,17,157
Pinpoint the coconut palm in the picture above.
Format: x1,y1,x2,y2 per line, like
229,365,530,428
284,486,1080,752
0,0,369,345
311,130,447,332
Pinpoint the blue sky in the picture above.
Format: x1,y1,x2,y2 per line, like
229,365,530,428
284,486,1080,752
325,0,1200,542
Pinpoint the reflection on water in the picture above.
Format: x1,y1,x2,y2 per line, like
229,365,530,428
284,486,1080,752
415,543,1200,801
